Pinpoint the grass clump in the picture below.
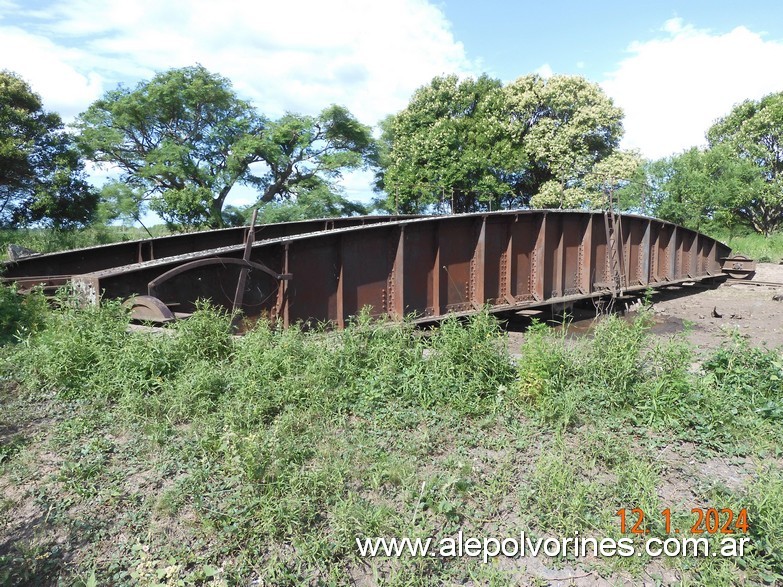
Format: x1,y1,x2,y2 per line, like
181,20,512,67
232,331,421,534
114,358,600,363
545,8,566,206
515,310,694,431
0,285,48,345
703,335,783,423
708,229,783,262
12,294,129,397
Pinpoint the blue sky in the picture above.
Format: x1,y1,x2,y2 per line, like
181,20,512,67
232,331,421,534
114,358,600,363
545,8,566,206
2,0,783,210
443,0,781,82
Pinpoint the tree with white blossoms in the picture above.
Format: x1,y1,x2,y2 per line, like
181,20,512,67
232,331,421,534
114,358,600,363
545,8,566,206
377,73,627,213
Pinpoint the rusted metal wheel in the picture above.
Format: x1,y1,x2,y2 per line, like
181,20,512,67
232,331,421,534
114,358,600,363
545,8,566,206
123,295,175,323
722,255,756,280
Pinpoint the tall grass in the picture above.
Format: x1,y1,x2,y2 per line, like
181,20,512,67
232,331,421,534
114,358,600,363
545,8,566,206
706,229,783,262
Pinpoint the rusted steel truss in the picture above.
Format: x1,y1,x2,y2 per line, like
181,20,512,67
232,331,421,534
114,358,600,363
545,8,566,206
3,211,731,327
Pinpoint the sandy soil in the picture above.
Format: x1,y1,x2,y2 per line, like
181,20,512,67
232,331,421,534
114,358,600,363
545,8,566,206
648,262,783,352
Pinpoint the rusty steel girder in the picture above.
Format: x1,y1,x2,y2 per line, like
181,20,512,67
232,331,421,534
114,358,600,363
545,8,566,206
3,210,731,327
1,214,417,284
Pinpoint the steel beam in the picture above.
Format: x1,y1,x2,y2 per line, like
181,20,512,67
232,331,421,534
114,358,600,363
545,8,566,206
3,210,732,327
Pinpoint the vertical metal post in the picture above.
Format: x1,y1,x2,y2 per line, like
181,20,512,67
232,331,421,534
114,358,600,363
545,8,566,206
432,224,441,316
336,237,345,328
392,226,405,319
580,216,593,294
472,216,486,308
232,208,258,315
533,214,546,301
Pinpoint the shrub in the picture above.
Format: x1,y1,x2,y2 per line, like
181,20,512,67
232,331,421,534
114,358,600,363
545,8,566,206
0,284,48,345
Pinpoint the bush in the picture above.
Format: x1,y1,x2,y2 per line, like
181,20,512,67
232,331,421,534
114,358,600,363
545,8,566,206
0,284,48,345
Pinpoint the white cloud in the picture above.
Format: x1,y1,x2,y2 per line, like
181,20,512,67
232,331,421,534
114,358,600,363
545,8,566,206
534,63,553,78
0,25,104,119
0,0,473,125
602,18,783,160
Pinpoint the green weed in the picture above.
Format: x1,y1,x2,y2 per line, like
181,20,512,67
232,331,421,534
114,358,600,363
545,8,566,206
0,285,48,345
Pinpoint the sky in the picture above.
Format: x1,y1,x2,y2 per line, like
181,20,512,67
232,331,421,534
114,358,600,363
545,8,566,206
2,0,783,210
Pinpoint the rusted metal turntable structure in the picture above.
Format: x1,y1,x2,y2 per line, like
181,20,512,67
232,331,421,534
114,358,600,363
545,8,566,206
2,210,734,327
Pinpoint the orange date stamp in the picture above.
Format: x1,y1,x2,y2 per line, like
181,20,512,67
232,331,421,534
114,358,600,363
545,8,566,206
617,508,749,535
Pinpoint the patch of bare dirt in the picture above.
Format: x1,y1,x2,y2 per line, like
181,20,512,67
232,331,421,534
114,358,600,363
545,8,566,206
648,264,783,352
504,263,783,355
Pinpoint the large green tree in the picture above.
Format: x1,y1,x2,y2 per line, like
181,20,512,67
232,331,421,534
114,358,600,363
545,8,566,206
76,65,267,228
377,74,625,213
500,74,624,206
378,74,508,213
77,66,374,228
0,71,97,229
706,92,783,235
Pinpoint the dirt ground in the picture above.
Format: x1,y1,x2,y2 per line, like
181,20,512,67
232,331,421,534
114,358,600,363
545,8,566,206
647,262,783,352
506,263,783,356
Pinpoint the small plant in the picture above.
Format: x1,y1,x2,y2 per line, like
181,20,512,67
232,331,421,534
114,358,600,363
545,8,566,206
703,335,783,412
0,284,48,345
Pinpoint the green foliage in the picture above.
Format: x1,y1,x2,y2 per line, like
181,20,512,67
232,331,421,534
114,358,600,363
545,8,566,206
406,312,516,414
708,91,783,235
13,293,129,396
254,104,374,207
76,65,266,229
709,229,783,262
500,75,624,208
76,66,374,229
516,313,659,428
636,146,765,233
378,74,508,213
0,284,47,344
527,442,600,534
378,73,625,213
703,336,783,423
0,70,98,229
742,470,783,580
12,302,512,420
636,90,783,236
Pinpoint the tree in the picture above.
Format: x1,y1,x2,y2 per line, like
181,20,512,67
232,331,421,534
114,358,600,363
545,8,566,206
625,146,765,233
378,74,509,213
0,71,97,229
77,66,374,229
76,65,267,228
530,150,642,209
636,149,721,231
377,73,625,213
500,75,625,206
706,92,783,235
252,105,374,209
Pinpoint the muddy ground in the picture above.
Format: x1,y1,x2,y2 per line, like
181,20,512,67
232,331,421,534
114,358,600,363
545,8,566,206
506,263,783,356
650,263,783,352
